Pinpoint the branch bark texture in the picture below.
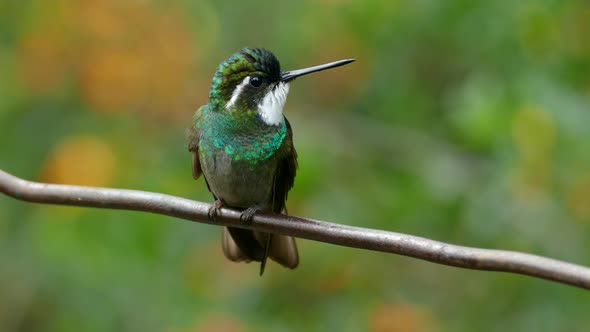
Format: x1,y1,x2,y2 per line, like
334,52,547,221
1,169,589,290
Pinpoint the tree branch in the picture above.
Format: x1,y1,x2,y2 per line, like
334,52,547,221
1,168,589,290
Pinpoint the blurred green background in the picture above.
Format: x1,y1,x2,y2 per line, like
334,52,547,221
1,0,590,331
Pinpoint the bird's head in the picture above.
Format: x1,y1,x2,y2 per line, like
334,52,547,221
208,48,354,126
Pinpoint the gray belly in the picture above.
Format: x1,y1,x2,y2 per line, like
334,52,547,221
200,149,278,209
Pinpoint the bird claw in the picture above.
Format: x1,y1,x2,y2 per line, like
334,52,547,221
240,206,261,224
208,199,224,221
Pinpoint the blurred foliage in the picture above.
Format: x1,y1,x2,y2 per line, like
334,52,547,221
1,0,590,331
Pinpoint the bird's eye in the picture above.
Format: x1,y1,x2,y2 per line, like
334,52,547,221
250,76,262,88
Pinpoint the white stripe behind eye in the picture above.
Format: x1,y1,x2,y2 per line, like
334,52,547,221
258,82,290,126
225,76,250,109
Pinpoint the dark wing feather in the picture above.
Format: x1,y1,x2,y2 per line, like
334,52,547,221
187,105,206,180
272,117,298,213
260,117,299,270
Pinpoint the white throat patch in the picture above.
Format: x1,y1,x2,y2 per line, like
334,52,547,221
258,82,290,126
225,76,250,109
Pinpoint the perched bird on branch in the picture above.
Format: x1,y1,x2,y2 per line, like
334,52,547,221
188,48,354,274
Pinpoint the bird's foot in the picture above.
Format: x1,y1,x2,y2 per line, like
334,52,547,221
208,199,225,221
240,205,263,224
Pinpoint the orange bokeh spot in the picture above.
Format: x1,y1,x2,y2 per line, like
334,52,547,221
370,302,433,332
41,136,117,187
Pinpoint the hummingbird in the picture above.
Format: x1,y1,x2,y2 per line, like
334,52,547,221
188,48,354,275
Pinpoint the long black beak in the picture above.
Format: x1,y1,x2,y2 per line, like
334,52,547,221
281,59,355,82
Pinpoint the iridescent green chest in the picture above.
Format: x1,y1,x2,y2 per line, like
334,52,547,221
197,106,286,164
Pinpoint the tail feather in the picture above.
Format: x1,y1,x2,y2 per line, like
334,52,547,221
254,232,299,272
259,234,273,275
222,227,250,262
222,227,299,273
267,233,298,269
222,227,264,262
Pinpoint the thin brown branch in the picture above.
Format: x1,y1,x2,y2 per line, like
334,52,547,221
1,168,589,290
